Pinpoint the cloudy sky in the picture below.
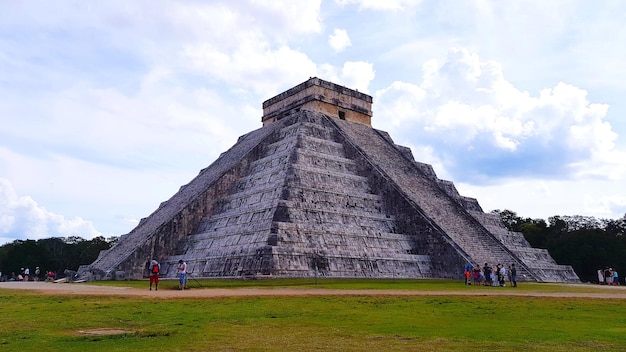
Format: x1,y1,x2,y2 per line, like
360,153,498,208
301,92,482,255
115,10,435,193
1,0,625,245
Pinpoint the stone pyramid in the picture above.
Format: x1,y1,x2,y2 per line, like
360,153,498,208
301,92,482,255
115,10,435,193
81,78,579,282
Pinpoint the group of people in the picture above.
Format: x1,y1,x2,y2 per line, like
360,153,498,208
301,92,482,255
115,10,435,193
148,259,187,291
0,266,56,282
464,263,517,287
597,267,620,285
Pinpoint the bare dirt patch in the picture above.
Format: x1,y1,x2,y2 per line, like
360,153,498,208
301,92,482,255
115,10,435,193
2,281,626,299
76,329,134,336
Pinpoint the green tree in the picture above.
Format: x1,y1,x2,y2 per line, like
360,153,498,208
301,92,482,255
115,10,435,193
494,210,626,283
0,236,112,280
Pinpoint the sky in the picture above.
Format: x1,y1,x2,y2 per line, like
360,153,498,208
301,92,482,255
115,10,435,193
1,0,626,246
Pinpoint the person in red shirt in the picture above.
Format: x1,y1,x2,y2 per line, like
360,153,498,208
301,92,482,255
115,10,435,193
149,259,160,291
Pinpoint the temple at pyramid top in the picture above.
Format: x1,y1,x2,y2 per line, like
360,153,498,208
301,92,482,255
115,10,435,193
262,77,373,126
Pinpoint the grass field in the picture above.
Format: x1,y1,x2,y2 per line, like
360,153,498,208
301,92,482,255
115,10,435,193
1,279,625,351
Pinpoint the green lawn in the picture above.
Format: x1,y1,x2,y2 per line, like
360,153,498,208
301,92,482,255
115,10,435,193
89,277,623,293
1,279,625,351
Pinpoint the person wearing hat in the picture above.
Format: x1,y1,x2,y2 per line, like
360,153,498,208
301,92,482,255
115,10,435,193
34,267,41,281
176,260,187,290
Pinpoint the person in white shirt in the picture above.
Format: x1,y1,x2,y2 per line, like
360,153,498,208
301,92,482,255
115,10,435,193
499,265,507,287
177,260,187,290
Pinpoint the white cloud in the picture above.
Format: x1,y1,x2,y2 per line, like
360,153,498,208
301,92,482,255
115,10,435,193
375,48,623,183
0,178,101,243
335,0,422,12
2,59,260,168
313,61,375,93
372,46,626,219
246,0,323,36
0,144,209,241
171,1,323,94
181,42,319,95
0,1,324,97
458,178,626,220
340,61,375,93
328,28,352,52
374,81,426,127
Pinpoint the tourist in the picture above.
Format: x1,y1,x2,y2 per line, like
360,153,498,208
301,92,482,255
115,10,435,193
597,269,605,285
511,264,517,287
177,260,187,290
34,267,41,281
604,267,613,285
149,259,160,291
499,265,506,287
473,265,482,286
507,265,512,285
484,263,492,286
23,267,30,281
491,266,499,287
613,270,619,286
464,263,473,285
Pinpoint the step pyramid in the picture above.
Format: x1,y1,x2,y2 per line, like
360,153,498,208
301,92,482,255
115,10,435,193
81,78,579,282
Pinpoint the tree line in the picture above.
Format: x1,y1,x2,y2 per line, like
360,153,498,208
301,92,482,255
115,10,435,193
492,210,626,283
1,210,625,282
0,236,115,280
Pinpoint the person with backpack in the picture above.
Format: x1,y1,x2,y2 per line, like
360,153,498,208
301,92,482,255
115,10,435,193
149,259,160,291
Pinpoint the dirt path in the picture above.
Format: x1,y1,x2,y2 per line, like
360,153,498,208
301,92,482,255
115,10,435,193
3,281,626,299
